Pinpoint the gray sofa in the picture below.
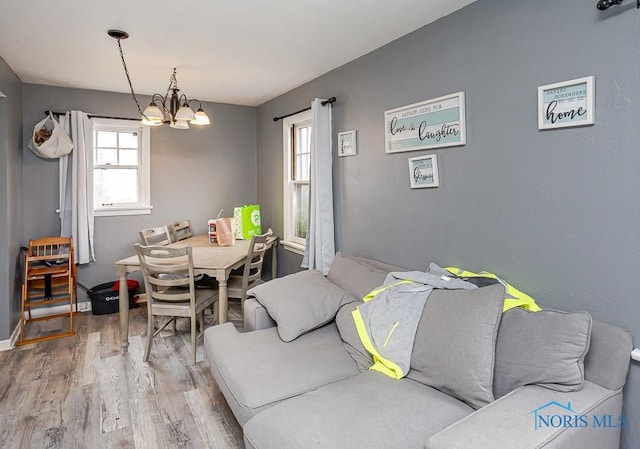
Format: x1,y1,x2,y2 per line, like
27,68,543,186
204,253,633,449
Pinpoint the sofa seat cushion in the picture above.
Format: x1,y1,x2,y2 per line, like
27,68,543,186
204,322,359,426
243,370,473,449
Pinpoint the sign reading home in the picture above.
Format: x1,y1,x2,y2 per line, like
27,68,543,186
384,91,466,153
537,76,595,130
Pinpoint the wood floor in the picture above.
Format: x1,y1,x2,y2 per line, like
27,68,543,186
0,303,245,449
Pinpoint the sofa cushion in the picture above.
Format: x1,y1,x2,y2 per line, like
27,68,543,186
248,269,356,342
408,284,505,409
327,252,407,300
493,308,592,398
334,301,373,371
204,322,360,427
243,371,473,449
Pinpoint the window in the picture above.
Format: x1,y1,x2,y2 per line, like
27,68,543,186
92,118,151,216
282,110,311,254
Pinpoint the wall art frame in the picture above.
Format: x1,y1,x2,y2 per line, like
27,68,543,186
537,76,595,130
337,130,357,156
385,91,466,154
408,154,439,189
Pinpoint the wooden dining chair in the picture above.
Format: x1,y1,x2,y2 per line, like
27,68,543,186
227,231,272,314
19,236,76,345
139,225,172,246
135,244,219,365
169,220,193,242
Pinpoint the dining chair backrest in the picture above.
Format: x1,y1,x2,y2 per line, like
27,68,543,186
169,219,193,242
135,244,195,305
239,232,271,300
139,225,172,246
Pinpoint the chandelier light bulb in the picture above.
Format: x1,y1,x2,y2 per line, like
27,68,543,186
192,108,211,125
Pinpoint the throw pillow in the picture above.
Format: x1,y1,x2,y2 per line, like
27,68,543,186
335,301,373,371
407,283,505,409
248,270,356,342
493,308,592,398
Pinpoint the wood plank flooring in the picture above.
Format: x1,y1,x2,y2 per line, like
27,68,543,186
0,303,245,449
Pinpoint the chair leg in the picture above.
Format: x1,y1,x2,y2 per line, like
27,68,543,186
144,311,154,362
190,314,197,365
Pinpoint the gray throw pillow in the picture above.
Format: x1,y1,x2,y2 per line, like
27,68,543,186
493,308,592,398
408,284,505,409
334,301,373,371
248,270,356,342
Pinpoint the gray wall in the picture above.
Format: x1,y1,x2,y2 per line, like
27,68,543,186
256,0,639,447
0,56,23,341
22,84,257,299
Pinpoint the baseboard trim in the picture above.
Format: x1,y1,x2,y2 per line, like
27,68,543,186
0,302,93,351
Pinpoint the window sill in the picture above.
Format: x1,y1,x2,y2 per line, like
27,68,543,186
281,240,305,256
94,206,153,217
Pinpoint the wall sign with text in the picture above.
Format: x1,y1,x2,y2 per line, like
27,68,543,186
538,76,595,130
408,154,439,189
384,92,466,153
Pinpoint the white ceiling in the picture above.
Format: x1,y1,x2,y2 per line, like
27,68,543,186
0,0,475,107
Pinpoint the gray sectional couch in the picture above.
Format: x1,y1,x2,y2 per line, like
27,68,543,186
204,253,633,449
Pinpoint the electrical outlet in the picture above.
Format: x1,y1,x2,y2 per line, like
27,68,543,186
77,302,89,312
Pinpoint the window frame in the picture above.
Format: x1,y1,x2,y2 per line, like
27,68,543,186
282,110,312,255
92,118,152,217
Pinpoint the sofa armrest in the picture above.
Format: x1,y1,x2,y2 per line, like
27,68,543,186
425,381,623,449
243,297,276,332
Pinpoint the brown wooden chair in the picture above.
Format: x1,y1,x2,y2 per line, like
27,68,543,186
169,219,193,242
19,236,75,345
227,231,272,314
135,244,218,365
139,225,172,246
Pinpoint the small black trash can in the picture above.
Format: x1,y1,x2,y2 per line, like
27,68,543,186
88,280,138,315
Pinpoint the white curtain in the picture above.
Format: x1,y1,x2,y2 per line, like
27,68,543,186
302,99,335,275
59,111,95,264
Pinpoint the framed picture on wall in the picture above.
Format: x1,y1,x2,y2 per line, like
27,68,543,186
408,154,439,189
385,91,466,153
538,76,595,130
338,130,357,156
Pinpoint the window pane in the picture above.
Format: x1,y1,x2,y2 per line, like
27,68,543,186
95,148,117,165
119,132,138,149
119,149,139,165
293,183,309,239
293,123,311,181
93,168,138,206
295,153,310,181
96,131,117,148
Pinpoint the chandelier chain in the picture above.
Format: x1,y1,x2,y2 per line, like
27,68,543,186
115,38,146,117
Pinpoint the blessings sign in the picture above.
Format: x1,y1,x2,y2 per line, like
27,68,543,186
384,91,466,153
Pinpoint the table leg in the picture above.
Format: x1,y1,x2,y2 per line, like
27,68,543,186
218,274,228,324
271,241,278,279
118,273,130,353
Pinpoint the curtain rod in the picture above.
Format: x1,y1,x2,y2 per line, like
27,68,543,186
272,97,336,122
44,110,140,122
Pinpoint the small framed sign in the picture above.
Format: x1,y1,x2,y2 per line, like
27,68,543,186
338,130,357,156
408,154,439,189
385,91,466,153
538,76,595,130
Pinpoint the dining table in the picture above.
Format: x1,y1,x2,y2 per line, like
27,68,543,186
115,234,278,353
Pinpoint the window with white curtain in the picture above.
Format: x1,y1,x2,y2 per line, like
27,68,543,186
92,118,151,216
282,110,311,254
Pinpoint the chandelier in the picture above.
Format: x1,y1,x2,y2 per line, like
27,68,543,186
108,29,211,129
